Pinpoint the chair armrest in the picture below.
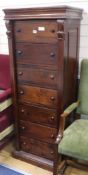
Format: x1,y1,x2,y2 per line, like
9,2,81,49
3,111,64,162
61,101,80,118
55,101,79,144
0,88,11,103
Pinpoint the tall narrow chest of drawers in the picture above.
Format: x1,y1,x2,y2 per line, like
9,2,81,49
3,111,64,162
4,6,82,171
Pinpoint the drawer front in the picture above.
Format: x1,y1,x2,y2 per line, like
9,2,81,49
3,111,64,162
17,66,58,89
16,43,58,68
19,120,57,143
14,20,58,43
20,136,54,160
19,104,57,127
18,85,58,108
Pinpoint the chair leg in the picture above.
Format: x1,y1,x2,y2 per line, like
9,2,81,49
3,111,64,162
53,145,68,175
67,159,88,171
53,160,67,175
58,160,68,175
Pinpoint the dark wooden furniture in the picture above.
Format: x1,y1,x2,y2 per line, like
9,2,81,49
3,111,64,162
4,6,82,171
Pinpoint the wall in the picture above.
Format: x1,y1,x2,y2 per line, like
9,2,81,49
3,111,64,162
0,0,88,70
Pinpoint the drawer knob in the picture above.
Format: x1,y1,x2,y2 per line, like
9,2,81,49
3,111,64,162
18,71,23,76
51,134,54,139
23,142,26,145
51,151,54,154
50,96,55,101
50,29,55,33
18,50,22,54
19,90,24,95
51,116,55,120
50,75,55,79
50,52,55,57
21,126,25,130
16,29,21,32
21,109,25,113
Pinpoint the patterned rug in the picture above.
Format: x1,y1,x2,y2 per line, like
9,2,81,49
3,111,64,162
0,164,31,175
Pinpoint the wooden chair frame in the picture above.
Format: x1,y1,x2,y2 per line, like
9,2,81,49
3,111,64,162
53,100,88,175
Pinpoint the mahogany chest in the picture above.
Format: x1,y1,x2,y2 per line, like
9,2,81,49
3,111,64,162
4,6,82,171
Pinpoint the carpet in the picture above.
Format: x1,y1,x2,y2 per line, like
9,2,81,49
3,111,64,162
0,164,31,175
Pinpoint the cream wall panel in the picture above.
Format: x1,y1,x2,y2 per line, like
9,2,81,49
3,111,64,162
0,35,7,44
0,44,8,54
79,48,88,58
0,20,6,26
80,36,88,48
80,24,88,36
0,26,7,35
0,1,88,9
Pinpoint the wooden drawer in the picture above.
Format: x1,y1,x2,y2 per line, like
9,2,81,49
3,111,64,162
14,20,58,43
20,136,54,160
16,43,58,68
19,104,57,127
19,120,57,143
18,85,58,108
17,66,58,89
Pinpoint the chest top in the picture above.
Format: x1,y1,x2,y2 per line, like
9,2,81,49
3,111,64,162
4,6,82,20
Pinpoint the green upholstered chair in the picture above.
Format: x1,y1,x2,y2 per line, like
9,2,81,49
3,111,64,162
53,59,88,175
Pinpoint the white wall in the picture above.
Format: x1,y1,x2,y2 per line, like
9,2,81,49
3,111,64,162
0,0,88,68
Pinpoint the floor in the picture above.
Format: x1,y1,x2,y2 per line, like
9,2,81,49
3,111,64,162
0,142,88,175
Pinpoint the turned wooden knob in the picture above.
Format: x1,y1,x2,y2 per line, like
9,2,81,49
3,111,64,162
51,116,55,120
18,50,22,54
50,151,54,154
50,96,55,101
51,134,54,138
18,71,23,75
23,142,26,145
21,109,25,113
50,52,55,57
50,29,55,33
21,126,25,130
19,90,24,95
50,74,55,79
16,29,21,32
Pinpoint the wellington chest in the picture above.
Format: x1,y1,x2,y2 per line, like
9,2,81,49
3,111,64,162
4,6,82,171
